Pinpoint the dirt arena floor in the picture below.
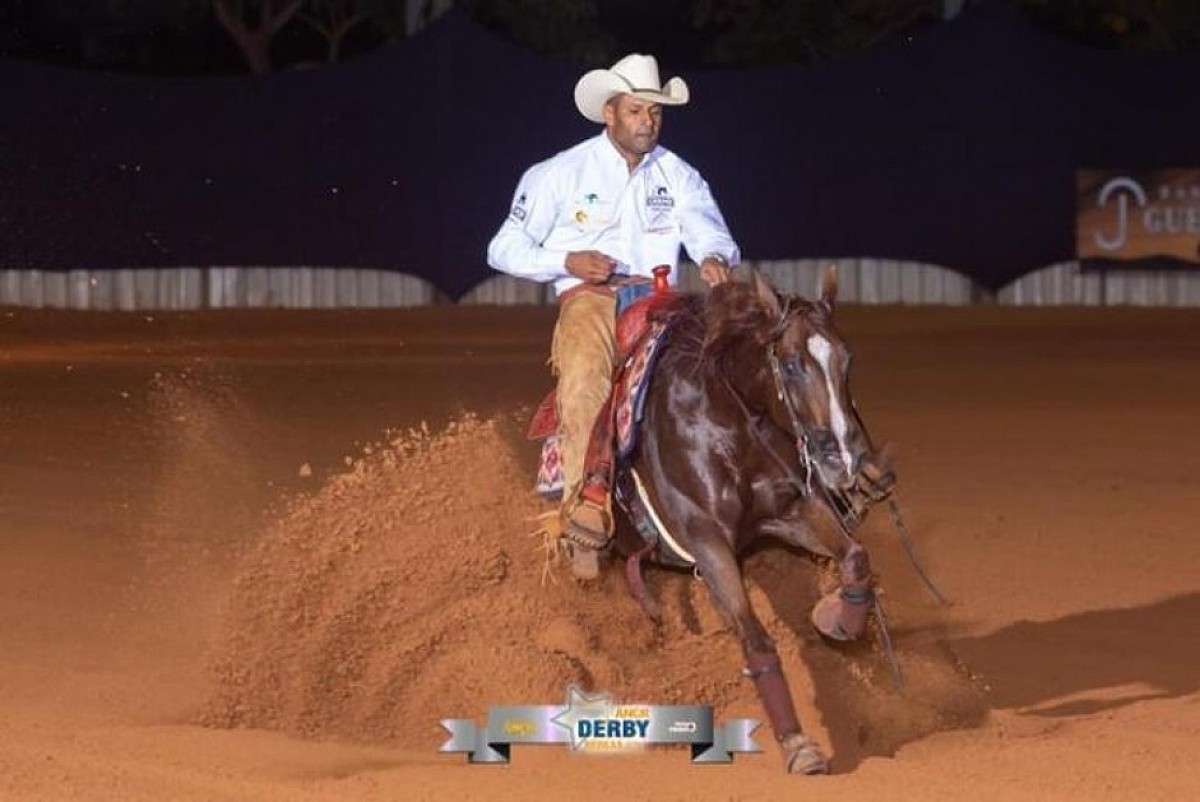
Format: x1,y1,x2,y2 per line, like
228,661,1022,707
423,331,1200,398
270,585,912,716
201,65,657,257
0,300,1196,801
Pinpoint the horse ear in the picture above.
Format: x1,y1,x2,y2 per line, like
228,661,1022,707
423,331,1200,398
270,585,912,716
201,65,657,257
819,263,838,313
750,267,782,319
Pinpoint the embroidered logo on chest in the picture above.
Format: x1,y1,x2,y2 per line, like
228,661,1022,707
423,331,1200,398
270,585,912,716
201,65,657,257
646,185,674,211
573,191,606,227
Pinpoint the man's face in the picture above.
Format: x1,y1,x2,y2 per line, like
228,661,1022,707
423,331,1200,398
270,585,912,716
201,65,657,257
603,94,663,158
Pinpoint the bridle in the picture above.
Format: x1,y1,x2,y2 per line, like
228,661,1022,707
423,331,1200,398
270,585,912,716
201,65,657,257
759,299,868,538
718,295,946,687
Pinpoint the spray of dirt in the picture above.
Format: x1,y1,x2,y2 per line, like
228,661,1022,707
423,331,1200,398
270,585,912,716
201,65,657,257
198,413,986,762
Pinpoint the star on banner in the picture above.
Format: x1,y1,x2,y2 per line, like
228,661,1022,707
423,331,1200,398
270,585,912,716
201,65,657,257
550,685,614,750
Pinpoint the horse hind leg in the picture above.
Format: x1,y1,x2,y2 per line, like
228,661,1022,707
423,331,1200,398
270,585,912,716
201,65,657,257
696,544,830,775
624,540,661,621
811,543,873,641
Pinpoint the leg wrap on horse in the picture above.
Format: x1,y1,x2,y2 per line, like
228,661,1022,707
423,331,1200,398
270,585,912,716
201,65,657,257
811,543,874,641
744,652,830,775
742,651,801,740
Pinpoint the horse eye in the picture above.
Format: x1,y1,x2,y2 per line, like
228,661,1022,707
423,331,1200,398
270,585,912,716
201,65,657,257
782,357,804,377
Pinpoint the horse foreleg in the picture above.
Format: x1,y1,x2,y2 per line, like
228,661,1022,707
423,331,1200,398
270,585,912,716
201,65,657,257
696,546,829,775
810,543,873,641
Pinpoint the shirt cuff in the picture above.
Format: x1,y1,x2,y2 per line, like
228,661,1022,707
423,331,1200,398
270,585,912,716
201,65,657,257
535,248,569,275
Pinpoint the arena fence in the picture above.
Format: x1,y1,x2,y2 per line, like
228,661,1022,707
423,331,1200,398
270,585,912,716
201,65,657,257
1,260,1198,310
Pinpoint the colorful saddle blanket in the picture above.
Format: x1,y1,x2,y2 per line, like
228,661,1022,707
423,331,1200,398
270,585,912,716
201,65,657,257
614,320,669,460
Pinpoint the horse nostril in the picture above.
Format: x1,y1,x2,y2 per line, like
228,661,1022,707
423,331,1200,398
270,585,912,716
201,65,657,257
820,452,847,475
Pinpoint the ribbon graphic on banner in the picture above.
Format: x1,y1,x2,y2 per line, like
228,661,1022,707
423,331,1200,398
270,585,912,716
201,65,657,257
440,685,762,765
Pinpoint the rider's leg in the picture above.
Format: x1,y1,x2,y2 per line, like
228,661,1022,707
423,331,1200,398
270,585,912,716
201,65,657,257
550,288,617,573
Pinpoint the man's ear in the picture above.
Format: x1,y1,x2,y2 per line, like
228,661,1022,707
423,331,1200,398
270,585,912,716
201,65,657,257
602,95,619,126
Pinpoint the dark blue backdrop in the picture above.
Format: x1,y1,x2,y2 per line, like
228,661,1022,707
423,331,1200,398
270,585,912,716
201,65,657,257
1,4,1196,299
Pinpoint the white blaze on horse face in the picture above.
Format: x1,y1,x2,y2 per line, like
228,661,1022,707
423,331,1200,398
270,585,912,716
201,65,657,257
807,334,854,478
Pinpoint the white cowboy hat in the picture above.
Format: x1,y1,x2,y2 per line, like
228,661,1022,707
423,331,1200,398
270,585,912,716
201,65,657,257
573,53,690,124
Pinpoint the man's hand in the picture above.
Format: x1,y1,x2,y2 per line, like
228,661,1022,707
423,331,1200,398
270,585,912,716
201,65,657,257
699,256,731,287
565,250,617,284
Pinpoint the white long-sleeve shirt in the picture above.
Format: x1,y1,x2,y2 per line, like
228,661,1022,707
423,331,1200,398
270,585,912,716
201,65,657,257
487,132,740,296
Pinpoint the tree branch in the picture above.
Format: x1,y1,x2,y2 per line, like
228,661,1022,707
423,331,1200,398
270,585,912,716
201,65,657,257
265,0,304,36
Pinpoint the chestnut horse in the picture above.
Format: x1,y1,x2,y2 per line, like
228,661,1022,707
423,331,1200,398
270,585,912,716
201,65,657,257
610,268,895,774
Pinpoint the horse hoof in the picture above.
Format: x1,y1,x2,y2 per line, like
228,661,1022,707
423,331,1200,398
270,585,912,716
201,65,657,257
806,593,864,643
780,733,829,775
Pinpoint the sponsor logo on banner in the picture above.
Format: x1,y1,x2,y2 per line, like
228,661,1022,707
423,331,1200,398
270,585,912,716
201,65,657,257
1077,169,1200,269
440,685,763,765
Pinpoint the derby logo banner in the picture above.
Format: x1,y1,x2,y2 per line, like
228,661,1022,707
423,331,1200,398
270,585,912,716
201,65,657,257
1077,169,1200,270
440,685,762,764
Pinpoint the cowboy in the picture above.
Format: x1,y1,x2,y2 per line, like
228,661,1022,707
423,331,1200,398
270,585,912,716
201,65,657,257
487,54,741,579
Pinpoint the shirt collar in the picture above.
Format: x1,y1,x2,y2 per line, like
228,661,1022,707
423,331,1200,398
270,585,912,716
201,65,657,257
593,131,662,174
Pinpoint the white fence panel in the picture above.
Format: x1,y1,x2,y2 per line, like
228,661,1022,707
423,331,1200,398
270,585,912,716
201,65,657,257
0,261,1196,309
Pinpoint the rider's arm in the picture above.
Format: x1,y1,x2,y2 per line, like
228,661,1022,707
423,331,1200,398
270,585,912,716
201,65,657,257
487,163,571,283
675,165,741,269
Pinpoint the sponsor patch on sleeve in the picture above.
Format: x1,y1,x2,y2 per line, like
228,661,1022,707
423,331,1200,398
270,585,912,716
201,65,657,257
509,191,528,222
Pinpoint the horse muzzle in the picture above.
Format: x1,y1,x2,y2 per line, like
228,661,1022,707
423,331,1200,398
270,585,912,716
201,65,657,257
854,449,896,503
806,429,856,490
823,448,895,528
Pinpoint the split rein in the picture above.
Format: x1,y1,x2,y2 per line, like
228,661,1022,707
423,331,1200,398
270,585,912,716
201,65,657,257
727,300,945,600
719,298,866,539
717,300,950,686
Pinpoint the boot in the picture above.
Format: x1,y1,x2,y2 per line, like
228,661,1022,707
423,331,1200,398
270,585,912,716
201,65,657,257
561,495,612,580
561,495,612,550
565,540,601,581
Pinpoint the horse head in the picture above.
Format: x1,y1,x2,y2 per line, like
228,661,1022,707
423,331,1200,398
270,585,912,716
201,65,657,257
734,268,895,519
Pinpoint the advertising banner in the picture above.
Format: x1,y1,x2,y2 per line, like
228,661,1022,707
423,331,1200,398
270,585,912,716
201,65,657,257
1077,169,1200,270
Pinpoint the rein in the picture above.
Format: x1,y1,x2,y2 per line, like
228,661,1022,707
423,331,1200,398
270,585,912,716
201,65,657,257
715,300,949,687
765,339,865,539
719,358,907,686
723,298,865,539
724,309,948,606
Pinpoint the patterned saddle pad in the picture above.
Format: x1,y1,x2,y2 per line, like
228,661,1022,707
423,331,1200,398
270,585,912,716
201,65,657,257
614,319,669,460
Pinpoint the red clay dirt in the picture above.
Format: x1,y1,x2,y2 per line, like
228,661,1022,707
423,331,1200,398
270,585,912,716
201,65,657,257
0,303,1196,801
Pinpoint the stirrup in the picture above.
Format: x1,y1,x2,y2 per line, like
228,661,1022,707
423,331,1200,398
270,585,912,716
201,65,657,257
561,498,612,550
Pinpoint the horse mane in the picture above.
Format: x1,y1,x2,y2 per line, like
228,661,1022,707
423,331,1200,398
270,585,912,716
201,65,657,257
648,282,821,373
